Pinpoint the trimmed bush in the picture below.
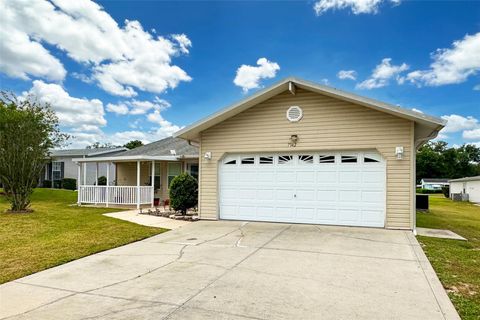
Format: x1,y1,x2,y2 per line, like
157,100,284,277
169,173,198,214
42,180,52,188
97,176,107,186
442,185,450,198
416,188,443,194
62,178,77,190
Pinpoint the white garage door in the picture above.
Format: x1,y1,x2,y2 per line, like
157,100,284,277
219,152,386,227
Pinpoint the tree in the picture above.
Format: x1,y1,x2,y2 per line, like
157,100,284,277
0,92,68,212
416,141,480,183
169,173,198,215
86,142,117,149
124,140,143,150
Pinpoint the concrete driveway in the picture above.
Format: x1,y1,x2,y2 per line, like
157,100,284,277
0,221,459,320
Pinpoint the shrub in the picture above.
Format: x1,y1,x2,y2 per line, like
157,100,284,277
416,188,443,194
442,185,450,198
62,178,76,190
42,180,52,188
169,173,198,215
97,176,107,186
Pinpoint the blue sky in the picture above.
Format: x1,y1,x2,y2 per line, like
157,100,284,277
1,0,479,148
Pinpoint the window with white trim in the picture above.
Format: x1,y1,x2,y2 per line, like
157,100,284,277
149,163,161,190
52,161,62,180
319,155,335,163
167,162,182,187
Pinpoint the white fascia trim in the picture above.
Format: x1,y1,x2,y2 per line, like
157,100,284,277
73,155,180,163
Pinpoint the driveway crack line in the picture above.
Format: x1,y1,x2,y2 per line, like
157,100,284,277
162,224,292,320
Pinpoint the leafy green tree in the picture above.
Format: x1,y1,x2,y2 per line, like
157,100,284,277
169,173,198,215
86,142,117,149
0,92,68,212
124,140,143,150
416,141,480,182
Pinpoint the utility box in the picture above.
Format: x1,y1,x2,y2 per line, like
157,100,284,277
416,194,429,211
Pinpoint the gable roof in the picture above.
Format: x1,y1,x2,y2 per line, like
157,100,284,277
174,77,446,148
116,136,198,157
449,176,480,183
49,147,127,157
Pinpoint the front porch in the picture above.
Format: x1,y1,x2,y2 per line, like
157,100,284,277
75,155,198,209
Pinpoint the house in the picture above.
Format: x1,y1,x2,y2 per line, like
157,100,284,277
449,176,480,203
420,178,449,190
174,77,445,230
41,147,127,188
74,137,198,208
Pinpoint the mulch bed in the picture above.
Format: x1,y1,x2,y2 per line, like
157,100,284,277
139,207,198,221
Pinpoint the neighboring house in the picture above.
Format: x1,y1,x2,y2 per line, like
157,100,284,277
174,77,445,230
420,178,449,190
74,137,198,207
41,147,127,188
449,176,480,203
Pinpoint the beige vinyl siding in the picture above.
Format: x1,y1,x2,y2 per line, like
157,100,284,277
199,88,414,229
116,161,174,201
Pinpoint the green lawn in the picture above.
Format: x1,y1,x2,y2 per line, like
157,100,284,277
417,195,480,320
0,188,166,284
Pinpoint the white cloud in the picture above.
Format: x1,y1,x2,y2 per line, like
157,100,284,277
356,58,409,89
411,108,423,114
440,114,478,133
172,34,192,54
1,0,192,96
463,128,480,140
146,109,181,136
320,78,330,85
406,33,480,86
337,70,357,80
23,80,106,129
106,97,171,115
233,58,280,92
314,0,401,15
473,84,480,91
106,102,129,115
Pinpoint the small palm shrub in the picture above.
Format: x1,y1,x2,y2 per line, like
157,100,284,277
97,176,107,186
169,173,198,215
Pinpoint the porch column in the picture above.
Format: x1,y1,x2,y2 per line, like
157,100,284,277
77,163,81,205
51,162,54,189
83,162,87,186
136,161,141,209
106,162,110,207
151,161,155,208
95,162,99,204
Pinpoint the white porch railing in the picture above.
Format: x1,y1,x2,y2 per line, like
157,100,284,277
79,186,153,206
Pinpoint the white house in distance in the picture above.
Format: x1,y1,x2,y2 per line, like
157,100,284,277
449,176,480,203
420,178,450,191
41,147,126,188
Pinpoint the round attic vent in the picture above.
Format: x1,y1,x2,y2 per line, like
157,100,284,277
286,106,303,122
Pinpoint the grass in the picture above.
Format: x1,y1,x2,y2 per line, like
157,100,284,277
0,188,166,284
417,194,480,320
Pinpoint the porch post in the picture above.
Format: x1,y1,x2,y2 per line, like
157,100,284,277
106,162,110,207
83,162,87,186
95,162,99,205
151,161,155,208
77,163,81,205
51,161,54,189
136,161,141,209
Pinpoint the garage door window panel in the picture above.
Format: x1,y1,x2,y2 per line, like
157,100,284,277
278,155,294,165
319,155,335,163
241,156,255,165
341,155,358,163
299,155,314,164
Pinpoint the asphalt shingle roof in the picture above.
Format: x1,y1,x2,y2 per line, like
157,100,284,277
449,176,480,182
116,137,198,157
422,178,450,183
